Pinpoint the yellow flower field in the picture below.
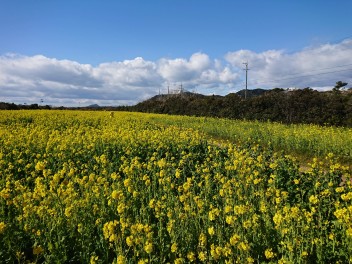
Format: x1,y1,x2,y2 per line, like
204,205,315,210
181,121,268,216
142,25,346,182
0,110,351,263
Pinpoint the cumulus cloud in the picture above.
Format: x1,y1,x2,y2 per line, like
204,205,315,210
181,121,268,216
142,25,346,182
225,39,352,89
1,39,351,106
1,54,99,87
0,52,239,106
157,52,211,82
0,54,160,105
95,57,161,87
158,53,240,94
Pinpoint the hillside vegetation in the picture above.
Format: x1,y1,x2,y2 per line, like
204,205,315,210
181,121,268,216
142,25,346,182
132,88,352,127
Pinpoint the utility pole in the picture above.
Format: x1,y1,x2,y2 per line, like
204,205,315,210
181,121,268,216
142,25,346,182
243,62,249,99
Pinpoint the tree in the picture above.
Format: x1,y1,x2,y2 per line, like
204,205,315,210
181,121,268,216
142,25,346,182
333,81,348,92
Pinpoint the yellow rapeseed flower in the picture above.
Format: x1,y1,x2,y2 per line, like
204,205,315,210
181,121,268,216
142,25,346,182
229,234,240,246
237,242,249,251
346,227,352,237
265,248,275,259
174,258,184,264
208,226,215,236
33,245,44,255
144,241,153,254
90,255,99,264
199,233,207,247
35,161,45,171
116,255,126,264
247,257,254,263
0,222,6,234
171,242,178,253
126,236,134,247
309,195,319,205
187,251,196,262
198,251,207,262
336,187,344,193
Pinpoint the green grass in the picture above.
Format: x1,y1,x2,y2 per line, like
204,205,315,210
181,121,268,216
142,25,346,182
141,114,352,165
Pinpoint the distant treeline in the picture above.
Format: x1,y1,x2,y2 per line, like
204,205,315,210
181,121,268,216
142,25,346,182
0,103,52,110
131,87,352,127
1,86,351,127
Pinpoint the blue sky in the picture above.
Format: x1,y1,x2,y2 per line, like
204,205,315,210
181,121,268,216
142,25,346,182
1,0,352,106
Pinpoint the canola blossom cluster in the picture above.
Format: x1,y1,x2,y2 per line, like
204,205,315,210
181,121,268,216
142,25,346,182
0,110,351,263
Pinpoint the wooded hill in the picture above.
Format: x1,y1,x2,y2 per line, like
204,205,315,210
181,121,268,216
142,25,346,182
131,87,352,127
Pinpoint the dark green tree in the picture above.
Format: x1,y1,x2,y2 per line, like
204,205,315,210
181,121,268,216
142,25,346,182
333,81,348,92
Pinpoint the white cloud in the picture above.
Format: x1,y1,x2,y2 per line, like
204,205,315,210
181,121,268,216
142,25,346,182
0,54,162,105
157,52,211,82
1,39,352,106
225,39,352,89
0,52,239,105
225,49,283,69
157,52,240,92
1,54,99,87
95,57,161,87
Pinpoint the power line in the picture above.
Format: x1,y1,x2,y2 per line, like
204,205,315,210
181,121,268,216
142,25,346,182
196,62,352,92
304,63,352,72
249,63,352,80
251,68,352,86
